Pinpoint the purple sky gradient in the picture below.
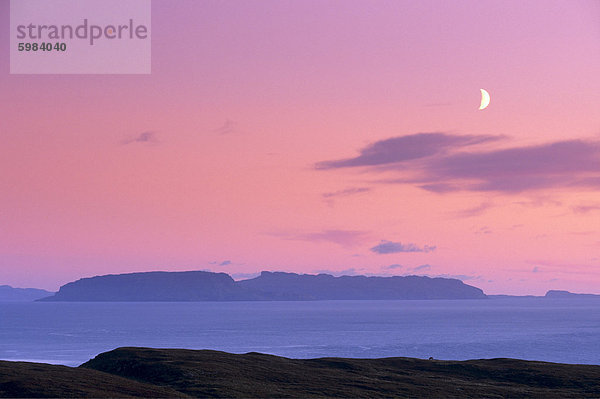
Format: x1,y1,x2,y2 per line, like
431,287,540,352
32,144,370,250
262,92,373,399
1,0,599,294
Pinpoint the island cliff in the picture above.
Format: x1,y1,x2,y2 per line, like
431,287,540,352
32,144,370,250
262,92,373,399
238,271,486,300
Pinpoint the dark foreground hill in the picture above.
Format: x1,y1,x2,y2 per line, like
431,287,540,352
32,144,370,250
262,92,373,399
0,357,184,398
39,270,486,301
1,348,600,398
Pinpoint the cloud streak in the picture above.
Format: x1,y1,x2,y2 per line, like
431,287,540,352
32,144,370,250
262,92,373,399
272,229,369,248
322,187,370,198
409,264,432,272
213,119,236,135
317,133,600,194
316,132,502,170
122,131,157,145
572,204,600,214
455,202,494,218
383,263,403,270
425,140,600,192
370,240,436,254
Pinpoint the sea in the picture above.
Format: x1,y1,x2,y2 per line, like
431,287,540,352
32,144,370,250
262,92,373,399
1,298,599,366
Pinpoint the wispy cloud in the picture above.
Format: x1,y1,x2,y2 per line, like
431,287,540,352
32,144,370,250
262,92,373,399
475,226,492,235
322,187,371,198
409,264,432,271
524,259,600,275
572,204,600,214
122,131,157,145
213,119,236,135
317,133,600,194
322,187,371,207
272,229,369,248
455,202,494,218
382,263,403,270
370,240,436,254
513,197,562,208
316,132,502,170
208,260,235,266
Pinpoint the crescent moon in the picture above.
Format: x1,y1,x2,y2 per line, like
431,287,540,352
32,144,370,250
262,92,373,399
479,89,490,110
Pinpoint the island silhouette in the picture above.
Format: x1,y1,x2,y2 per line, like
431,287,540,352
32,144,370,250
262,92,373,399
38,270,487,301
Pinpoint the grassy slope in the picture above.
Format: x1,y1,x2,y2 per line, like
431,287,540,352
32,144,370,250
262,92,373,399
82,347,600,398
2,347,600,398
0,360,187,398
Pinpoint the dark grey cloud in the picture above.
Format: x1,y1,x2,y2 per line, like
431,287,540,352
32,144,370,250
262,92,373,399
122,131,157,145
316,132,502,170
317,133,600,194
433,140,599,178
370,240,436,254
425,140,600,192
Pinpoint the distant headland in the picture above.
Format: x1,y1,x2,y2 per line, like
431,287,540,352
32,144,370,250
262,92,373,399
489,290,600,299
545,290,600,298
0,285,53,302
37,270,487,301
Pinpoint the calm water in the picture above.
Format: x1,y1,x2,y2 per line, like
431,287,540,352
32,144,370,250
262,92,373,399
0,298,599,366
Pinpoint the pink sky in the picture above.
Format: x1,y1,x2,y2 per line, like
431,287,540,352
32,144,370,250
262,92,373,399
1,0,599,294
